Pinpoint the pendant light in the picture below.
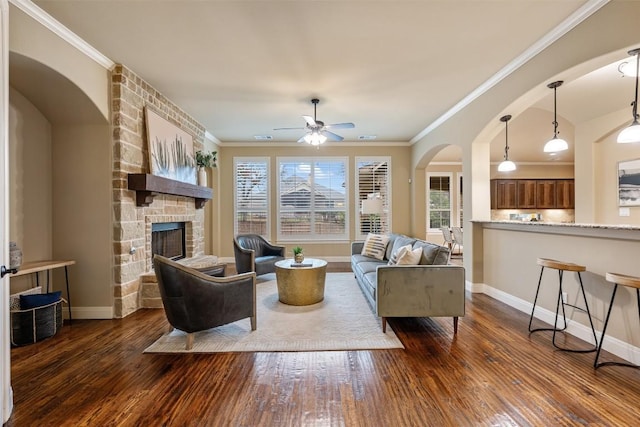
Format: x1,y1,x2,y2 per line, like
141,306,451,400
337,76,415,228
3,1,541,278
498,115,516,172
543,81,569,153
618,48,640,143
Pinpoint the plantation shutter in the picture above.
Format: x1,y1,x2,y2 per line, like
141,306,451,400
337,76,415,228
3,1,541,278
356,158,391,238
234,158,269,237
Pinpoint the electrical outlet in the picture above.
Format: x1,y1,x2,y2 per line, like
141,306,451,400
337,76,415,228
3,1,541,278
562,292,568,304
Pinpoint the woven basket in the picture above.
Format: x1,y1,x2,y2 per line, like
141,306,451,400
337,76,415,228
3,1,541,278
10,299,64,347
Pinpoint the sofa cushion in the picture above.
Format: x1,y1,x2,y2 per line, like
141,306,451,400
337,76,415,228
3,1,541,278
361,233,390,260
413,240,450,265
384,233,400,260
396,246,423,265
389,235,417,260
388,244,411,265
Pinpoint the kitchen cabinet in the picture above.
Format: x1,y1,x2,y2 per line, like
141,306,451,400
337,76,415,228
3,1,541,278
536,180,556,209
517,180,537,208
490,179,574,209
494,179,517,209
556,179,575,209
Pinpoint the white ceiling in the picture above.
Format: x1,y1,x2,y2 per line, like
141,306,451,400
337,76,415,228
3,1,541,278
22,1,636,162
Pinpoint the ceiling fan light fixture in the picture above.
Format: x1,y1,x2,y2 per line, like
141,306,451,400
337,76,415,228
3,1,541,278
304,132,327,145
544,80,569,153
618,48,640,144
498,114,516,172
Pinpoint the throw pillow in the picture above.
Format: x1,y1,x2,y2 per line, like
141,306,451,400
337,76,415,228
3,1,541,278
387,244,412,265
361,233,390,260
396,246,423,265
20,291,62,310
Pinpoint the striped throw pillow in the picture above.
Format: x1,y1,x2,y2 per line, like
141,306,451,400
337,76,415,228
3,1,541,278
361,233,390,260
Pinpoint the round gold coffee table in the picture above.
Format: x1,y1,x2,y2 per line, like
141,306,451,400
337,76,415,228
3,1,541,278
275,258,327,306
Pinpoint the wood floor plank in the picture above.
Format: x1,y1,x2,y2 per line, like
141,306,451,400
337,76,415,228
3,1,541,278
6,273,640,426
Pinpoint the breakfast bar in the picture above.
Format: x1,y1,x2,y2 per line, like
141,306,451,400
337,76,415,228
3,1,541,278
473,220,640,365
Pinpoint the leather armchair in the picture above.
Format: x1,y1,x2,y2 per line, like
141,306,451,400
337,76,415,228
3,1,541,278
153,255,256,350
233,234,285,276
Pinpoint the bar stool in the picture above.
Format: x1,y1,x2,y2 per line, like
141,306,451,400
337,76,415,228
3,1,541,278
528,258,598,353
594,272,640,369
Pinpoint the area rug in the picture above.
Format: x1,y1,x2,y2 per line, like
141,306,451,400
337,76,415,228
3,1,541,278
144,272,404,353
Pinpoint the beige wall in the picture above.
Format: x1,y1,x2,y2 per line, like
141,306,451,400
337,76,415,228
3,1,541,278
8,87,52,292
594,127,640,225
52,124,112,310
9,4,109,122
218,144,411,260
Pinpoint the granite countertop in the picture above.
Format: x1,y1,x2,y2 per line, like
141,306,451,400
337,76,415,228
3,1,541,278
472,220,640,232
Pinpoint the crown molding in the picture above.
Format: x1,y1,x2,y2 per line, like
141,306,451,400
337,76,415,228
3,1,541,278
10,0,114,70
410,0,610,144
218,140,411,148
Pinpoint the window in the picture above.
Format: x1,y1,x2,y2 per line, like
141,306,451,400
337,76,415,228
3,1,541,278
234,158,270,237
356,158,391,238
427,173,452,231
277,158,348,241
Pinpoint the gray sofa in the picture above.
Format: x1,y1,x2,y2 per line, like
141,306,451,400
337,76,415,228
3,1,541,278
351,233,465,334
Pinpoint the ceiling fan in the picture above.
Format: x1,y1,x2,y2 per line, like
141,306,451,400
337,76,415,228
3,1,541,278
274,98,355,145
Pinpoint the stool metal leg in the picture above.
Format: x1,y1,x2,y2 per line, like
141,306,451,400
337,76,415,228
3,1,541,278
595,286,640,369
551,271,597,353
530,267,597,353
528,266,547,332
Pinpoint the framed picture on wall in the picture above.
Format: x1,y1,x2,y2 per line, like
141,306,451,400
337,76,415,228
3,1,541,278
617,158,640,206
145,106,197,185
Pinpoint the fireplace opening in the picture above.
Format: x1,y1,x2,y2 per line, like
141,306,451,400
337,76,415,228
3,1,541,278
152,222,186,261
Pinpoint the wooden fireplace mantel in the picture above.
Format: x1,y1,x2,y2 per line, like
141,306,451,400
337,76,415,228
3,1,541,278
127,174,213,209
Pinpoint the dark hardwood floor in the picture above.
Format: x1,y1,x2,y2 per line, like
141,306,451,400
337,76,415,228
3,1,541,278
7,265,640,426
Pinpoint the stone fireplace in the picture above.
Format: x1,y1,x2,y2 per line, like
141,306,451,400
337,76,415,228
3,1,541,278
111,65,208,318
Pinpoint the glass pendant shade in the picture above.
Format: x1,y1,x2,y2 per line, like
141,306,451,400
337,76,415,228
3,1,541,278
618,48,640,144
617,120,640,143
544,137,569,152
619,61,638,77
498,160,516,172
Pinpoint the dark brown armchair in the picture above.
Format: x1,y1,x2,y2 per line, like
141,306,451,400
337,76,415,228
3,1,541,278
233,234,285,276
153,255,256,350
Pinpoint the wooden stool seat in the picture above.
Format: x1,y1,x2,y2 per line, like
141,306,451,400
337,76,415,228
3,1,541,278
537,258,586,272
605,272,640,289
595,272,640,369
529,258,597,353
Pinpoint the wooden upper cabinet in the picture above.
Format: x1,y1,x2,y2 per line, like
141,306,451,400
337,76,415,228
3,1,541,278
495,179,517,209
491,179,574,209
517,180,537,208
536,180,557,209
556,179,575,209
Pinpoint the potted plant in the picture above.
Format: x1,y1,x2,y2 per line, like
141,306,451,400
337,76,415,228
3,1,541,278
195,150,217,186
292,246,304,263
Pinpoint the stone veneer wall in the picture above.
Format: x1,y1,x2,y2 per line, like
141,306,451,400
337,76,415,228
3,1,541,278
111,64,206,317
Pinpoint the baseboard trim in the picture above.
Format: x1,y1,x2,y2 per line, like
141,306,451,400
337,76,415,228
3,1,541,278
482,283,640,365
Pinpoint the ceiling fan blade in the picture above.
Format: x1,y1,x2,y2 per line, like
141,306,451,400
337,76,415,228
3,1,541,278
325,122,355,130
321,130,344,142
297,135,308,143
274,126,305,131
303,115,317,127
